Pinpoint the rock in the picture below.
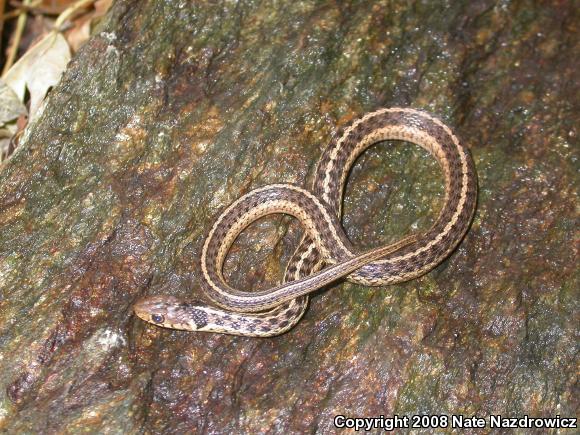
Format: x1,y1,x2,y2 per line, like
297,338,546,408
0,0,577,432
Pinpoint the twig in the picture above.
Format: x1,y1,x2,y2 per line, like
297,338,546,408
54,0,96,31
2,0,43,21
1,0,31,77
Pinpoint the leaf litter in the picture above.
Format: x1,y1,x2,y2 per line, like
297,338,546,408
0,0,112,163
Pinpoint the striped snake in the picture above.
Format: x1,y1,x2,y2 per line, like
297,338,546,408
134,108,477,336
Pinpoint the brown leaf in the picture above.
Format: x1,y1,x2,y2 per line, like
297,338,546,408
64,0,114,52
94,0,112,16
64,13,91,52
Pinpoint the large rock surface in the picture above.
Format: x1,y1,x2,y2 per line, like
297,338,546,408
0,0,577,433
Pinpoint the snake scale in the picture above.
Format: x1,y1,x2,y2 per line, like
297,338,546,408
134,108,477,336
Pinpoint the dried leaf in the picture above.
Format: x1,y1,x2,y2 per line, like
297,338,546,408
0,79,27,126
0,126,16,162
3,31,71,121
64,0,114,52
38,0,78,15
65,17,92,52
0,137,12,162
94,0,113,16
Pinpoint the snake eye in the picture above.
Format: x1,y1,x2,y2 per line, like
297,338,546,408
151,314,165,324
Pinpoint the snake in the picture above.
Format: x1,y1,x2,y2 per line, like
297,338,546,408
134,108,477,336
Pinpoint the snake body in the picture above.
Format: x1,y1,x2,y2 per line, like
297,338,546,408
134,108,477,336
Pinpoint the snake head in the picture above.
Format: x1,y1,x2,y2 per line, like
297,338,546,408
134,295,209,331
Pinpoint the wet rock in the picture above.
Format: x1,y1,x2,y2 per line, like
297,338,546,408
0,0,577,432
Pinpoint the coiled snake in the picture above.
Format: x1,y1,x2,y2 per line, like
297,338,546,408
134,108,477,336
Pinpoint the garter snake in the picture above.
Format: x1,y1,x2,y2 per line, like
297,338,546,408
134,108,477,336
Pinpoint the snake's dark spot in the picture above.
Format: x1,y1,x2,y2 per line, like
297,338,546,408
191,309,208,328
152,314,165,324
